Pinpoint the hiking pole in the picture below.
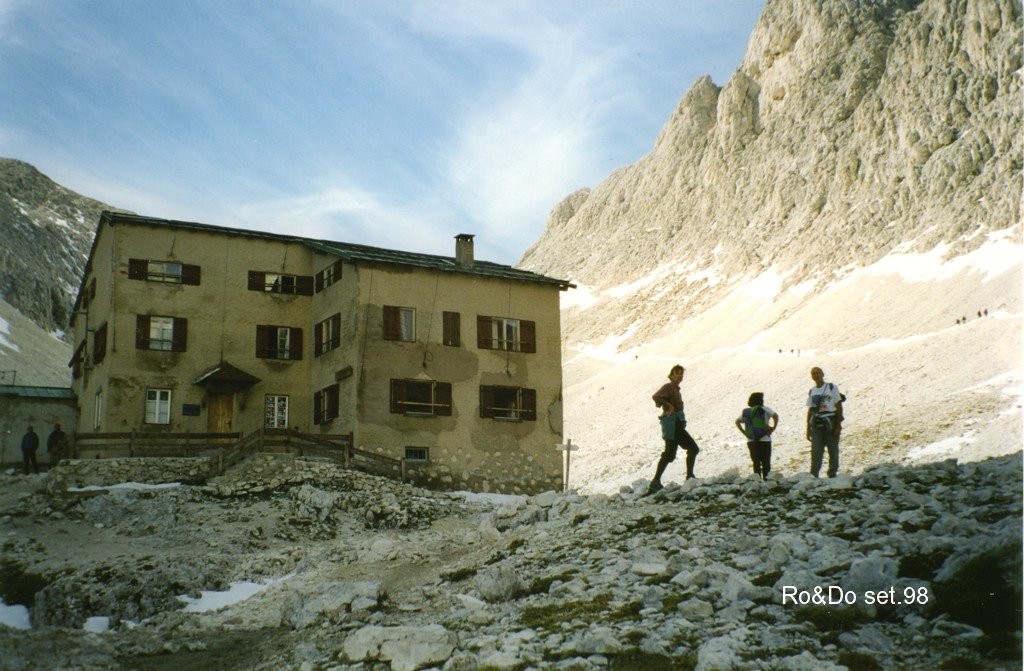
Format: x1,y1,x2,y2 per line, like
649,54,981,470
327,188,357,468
875,397,886,450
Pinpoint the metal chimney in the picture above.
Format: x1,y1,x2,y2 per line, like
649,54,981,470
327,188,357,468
455,233,475,266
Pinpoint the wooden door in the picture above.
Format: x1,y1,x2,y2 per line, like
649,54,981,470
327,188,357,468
207,394,234,433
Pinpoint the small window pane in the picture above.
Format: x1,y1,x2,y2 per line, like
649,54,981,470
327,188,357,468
265,395,288,428
492,318,520,351
277,328,291,359
147,261,183,283
145,389,171,424
150,317,174,351
399,308,415,341
405,447,429,462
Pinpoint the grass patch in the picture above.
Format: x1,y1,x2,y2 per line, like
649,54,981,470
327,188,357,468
608,600,644,621
939,656,987,671
750,569,783,587
791,606,870,632
523,570,577,596
507,538,526,552
440,566,477,582
837,651,883,671
520,593,612,631
932,541,1023,634
608,651,696,671
662,593,688,613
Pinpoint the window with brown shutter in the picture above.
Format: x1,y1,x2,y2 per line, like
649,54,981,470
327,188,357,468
128,259,199,284
479,385,536,421
315,313,341,356
314,383,339,424
443,311,461,347
391,379,452,416
256,325,302,360
128,259,148,280
70,341,86,379
249,270,314,295
383,306,415,341
315,260,342,292
93,323,107,364
136,314,186,352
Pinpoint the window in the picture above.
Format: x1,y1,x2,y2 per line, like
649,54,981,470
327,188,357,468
145,388,172,424
82,277,96,309
313,384,339,424
383,306,416,342
256,325,303,360
128,259,200,285
405,447,429,462
443,311,460,347
136,315,187,352
70,341,86,379
248,271,313,295
390,379,452,416
264,395,289,429
315,260,343,292
476,316,536,353
315,313,342,356
479,385,537,421
92,323,107,364
94,390,103,429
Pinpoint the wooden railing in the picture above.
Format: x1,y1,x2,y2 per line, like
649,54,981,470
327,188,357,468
72,428,406,481
73,431,242,458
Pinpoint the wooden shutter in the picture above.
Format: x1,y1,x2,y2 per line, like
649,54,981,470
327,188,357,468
92,323,107,364
135,315,150,349
435,382,452,416
313,390,323,425
181,264,201,285
327,384,339,420
255,325,272,358
289,328,303,360
248,271,265,291
477,315,493,349
390,379,405,414
88,278,97,302
128,259,147,280
314,271,324,293
171,318,188,352
331,314,341,348
479,385,495,418
443,311,461,347
296,275,314,296
520,387,537,421
314,321,324,356
520,320,536,353
382,306,401,341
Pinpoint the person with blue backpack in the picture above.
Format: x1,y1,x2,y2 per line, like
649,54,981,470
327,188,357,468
646,364,701,495
735,392,778,480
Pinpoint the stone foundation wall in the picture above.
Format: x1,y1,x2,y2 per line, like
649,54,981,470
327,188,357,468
48,457,216,491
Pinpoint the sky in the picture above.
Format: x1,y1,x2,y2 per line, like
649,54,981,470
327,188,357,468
1,1,764,266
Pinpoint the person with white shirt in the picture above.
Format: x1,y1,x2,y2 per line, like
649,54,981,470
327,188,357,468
806,367,843,477
735,392,778,480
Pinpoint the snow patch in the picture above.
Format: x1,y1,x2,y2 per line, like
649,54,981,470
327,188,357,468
561,284,600,311
0,316,20,352
0,599,31,630
865,232,1021,284
179,574,294,613
67,482,182,492
83,616,110,633
454,491,527,506
906,434,976,461
571,326,639,364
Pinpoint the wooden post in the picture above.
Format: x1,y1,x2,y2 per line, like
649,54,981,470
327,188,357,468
555,439,578,493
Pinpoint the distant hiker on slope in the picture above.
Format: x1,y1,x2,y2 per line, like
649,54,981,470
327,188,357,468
806,367,844,478
736,392,778,480
646,364,701,495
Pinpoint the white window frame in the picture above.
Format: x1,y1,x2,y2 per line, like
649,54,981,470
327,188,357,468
276,327,291,360
404,380,437,416
318,315,338,355
149,316,175,351
399,308,415,342
492,318,521,352
145,388,172,424
147,260,183,283
265,273,297,294
264,395,289,429
94,390,103,429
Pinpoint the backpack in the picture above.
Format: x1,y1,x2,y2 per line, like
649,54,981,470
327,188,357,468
743,406,770,440
809,383,847,422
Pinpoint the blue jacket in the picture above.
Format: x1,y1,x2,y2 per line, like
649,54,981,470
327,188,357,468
21,432,39,452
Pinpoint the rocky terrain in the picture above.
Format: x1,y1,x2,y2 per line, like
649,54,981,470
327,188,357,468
0,451,1020,670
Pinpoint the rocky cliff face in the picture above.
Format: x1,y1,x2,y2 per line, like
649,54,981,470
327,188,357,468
521,0,1021,346
0,158,123,338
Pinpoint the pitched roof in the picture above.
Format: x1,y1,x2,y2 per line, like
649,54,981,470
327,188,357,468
0,385,76,400
97,211,574,288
